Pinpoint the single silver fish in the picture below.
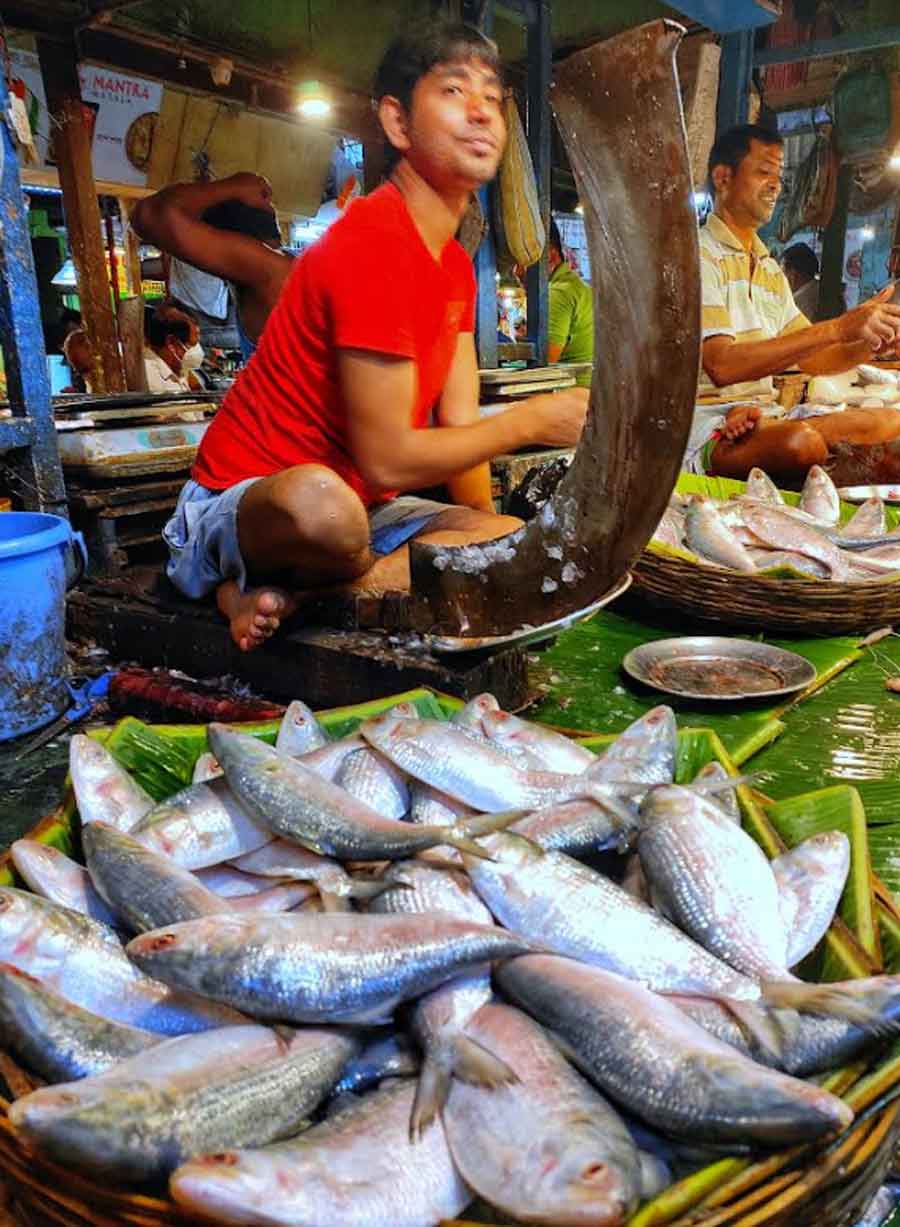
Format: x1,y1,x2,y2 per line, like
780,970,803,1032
0,962,157,1083
127,911,532,1024
11,840,119,927
409,781,473,826
11,1024,357,1183
191,752,222,783
130,777,272,871
335,747,409,820
370,860,514,1136
744,468,785,505
209,724,517,861
684,498,757,572
360,716,633,816
170,1078,471,1227
84,821,238,933
462,834,759,1001
443,1002,641,1226
772,832,851,966
588,706,678,789
0,888,242,1035
275,700,329,756
740,503,849,580
480,708,596,774
800,464,840,525
69,735,154,832
496,956,852,1146
451,692,500,732
840,497,886,540
638,787,874,1024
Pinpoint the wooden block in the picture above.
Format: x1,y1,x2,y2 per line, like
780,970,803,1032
67,588,530,709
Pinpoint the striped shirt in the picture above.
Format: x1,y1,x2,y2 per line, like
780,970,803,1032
699,213,809,403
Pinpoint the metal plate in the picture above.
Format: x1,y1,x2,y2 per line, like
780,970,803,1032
837,485,900,504
622,636,817,701
425,574,632,655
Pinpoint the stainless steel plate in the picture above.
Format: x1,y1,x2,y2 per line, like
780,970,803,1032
837,485,900,504
622,636,817,701
426,574,632,655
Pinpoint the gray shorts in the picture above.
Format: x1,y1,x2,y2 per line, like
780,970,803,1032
163,477,454,599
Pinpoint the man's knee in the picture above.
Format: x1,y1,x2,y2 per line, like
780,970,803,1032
781,423,828,470
270,465,370,557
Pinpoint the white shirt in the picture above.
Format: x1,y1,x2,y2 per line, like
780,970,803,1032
144,348,192,395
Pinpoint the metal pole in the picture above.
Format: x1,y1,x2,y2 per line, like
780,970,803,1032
525,0,551,366
0,63,67,514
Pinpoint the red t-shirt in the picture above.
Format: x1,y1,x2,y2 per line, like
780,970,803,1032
193,183,476,506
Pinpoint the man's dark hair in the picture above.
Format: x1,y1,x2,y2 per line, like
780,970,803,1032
147,306,192,350
202,199,281,244
707,123,784,181
374,20,502,167
548,217,563,255
782,241,819,281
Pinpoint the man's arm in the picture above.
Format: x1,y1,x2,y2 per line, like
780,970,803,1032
340,348,587,498
703,286,900,387
436,332,494,512
131,174,283,291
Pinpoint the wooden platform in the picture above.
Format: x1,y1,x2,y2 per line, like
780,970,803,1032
66,568,529,710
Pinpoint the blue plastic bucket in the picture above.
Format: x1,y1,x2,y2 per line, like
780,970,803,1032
0,512,86,742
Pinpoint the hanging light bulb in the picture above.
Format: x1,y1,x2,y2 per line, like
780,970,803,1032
297,80,331,119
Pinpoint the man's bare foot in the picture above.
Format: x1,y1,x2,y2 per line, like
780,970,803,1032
216,581,298,652
722,404,763,442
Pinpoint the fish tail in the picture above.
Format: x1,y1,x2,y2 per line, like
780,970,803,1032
761,980,883,1029
715,998,786,1063
409,1058,452,1142
451,1033,519,1089
344,877,409,903
441,809,531,860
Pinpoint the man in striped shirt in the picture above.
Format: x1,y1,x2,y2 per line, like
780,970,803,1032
694,124,900,480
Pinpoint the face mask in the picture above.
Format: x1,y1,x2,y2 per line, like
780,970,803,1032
181,342,205,370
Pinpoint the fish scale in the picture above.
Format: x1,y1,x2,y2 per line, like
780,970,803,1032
127,911,533,1024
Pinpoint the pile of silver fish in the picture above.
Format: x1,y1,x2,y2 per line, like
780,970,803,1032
3,695,900,1227
654,464,900,581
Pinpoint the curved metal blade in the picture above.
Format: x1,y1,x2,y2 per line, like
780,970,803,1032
408,20,700,637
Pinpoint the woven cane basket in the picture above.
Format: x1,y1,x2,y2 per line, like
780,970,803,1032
631,549,900,636
631,472,900,636
0,1046,899,1227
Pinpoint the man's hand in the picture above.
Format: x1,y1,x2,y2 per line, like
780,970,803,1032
836,285,900,352
722,403,762,442
523,388,589,448
223,173,274,212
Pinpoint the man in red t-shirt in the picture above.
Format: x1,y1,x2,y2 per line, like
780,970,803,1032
163,20,588,650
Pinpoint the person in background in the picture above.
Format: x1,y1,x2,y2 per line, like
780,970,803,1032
688,123,900,480
162,19,587,652
132,178,289,359
61,328,96,394
144,304,205,395
547,218,593,387
782,241,821,322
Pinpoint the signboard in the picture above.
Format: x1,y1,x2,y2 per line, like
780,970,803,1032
8,47,161,187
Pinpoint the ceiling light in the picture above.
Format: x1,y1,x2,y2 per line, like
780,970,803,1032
297,80,331,119
574,203,584,215
890,153,900,171
860,226,875,242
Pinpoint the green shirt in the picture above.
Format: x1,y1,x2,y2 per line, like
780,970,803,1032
548,262,594,385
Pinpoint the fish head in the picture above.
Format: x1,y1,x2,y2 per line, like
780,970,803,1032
207,724,275,772
589,707,677,786
126,916,237,977
11,840,66,879
171,1150,304,1222
10,1078,114,1136
69,733,115,785
0,889,64,976
514,1129,639,1225
387,701,417,718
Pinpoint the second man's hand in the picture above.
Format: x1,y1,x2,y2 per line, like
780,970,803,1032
722,403,762,442
520,387,590,449
836,284,900,352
